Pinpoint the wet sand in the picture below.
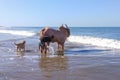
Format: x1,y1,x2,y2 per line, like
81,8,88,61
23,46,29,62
0,38,120,80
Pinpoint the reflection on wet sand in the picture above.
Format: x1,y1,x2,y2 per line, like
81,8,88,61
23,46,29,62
16,51,25,57
39,56,68,71
39,55,68,78
56,51,64,56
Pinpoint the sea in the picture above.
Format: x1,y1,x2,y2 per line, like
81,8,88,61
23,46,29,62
0,26,120,57
1,26,120,80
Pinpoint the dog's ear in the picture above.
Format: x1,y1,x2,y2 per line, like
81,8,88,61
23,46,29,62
23,41,26,44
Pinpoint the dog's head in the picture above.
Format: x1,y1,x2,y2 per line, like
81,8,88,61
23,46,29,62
22,41,26,44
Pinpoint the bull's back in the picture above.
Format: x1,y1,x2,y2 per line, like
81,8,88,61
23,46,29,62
40,28,55,39
40,28,66,43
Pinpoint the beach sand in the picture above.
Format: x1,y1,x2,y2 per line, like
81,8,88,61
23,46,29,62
0,37,120,80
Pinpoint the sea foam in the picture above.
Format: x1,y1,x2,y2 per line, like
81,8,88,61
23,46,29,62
0,30,36,37
47,46,55,55
68,36,120,49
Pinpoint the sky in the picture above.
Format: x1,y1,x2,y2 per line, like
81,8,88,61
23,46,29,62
0,0,120,27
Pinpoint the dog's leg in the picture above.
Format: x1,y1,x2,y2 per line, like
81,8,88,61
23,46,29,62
23,47,25,52
23,45,25,52
40,47,43,53
16,47,19,52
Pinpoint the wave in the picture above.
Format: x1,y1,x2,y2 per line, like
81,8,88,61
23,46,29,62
68,35,120,49
0,30,36,37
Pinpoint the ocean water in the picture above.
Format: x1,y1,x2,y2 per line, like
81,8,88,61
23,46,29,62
1,26,120,80
0,27,120,56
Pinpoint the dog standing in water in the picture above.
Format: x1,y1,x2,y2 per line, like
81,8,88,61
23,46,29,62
39,42,48,54
39,36,54,55
14,41,26,52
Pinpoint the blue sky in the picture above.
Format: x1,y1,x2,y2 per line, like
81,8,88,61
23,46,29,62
0,0,120,27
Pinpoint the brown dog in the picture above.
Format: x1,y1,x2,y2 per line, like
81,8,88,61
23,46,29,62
39,42,48,55
14,41,26,52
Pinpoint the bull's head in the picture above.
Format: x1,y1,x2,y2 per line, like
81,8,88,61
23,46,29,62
59,24,70,37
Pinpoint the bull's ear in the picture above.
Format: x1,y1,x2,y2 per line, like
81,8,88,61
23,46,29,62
65,24,69,29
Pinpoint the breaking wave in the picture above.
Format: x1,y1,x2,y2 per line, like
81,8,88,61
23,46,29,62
0,30,36,37
68,35,120,49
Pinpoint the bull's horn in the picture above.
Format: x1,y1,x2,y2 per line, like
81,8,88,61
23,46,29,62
65,24,69,29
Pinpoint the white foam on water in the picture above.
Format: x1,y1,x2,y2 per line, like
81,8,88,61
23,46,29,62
68,35,120,49
47,46,55,55
0,30,36,37
24,55,39,59
9,57,14,60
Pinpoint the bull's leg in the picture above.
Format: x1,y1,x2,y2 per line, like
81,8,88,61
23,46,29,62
59,44,64,51
41,48,43,53
61,44,64,51
44,46,46,54
57,43,59,50
57,43,61,51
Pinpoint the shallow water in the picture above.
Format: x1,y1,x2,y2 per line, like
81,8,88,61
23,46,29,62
0,37,120,80
1,52,120,80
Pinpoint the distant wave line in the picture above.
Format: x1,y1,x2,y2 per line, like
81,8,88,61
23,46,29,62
0,30,36,37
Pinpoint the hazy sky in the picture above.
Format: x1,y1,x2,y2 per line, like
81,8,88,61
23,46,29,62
0,0,120,27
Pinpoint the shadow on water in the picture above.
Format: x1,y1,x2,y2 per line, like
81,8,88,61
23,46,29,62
15,49,34,56
16,51,25,57
65,49,110,54
25,50,34,53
